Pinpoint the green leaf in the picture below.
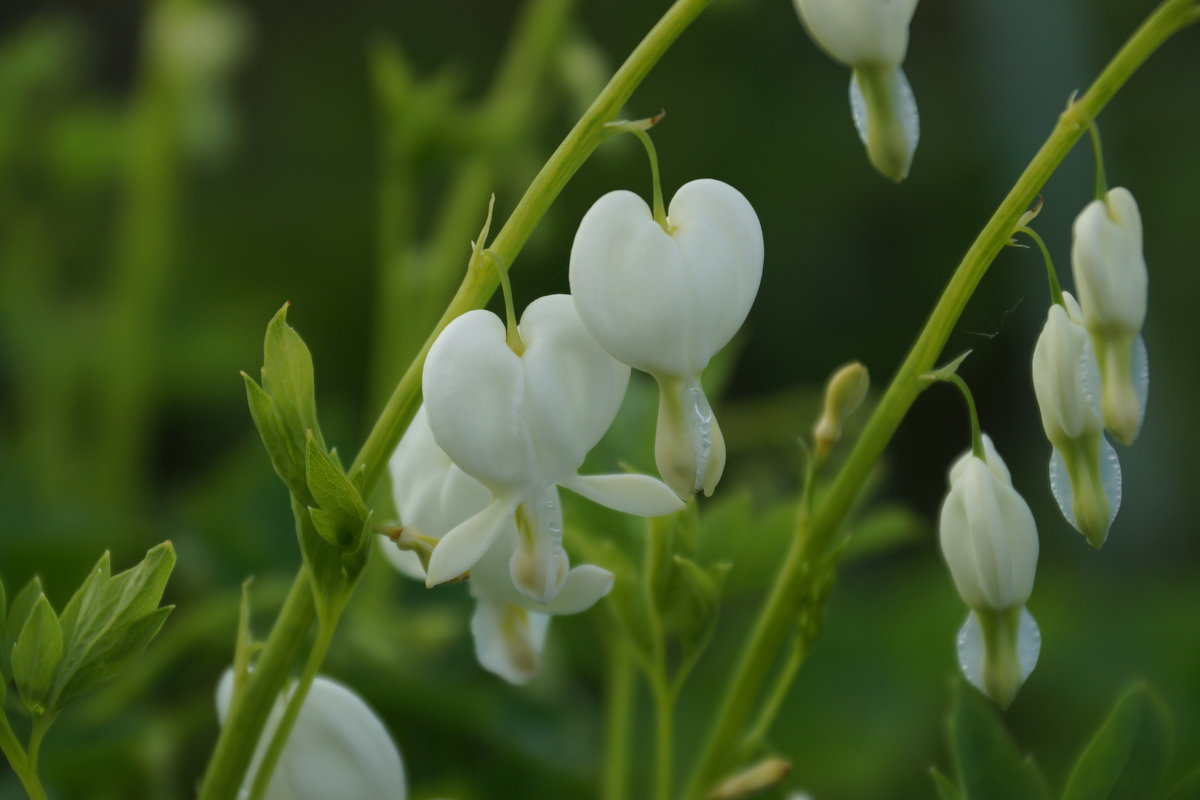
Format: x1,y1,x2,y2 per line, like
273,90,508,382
55,606,173,704
4,576,43,679
51,543,176,708
243,371,310,503
12,594,63,715
948,680,1052,800
1062,683,1172,800
840,504,926,564
669,555,728,659
1166,770,1200,800
305,436,369,550
261,303,321,447
929,767,965,800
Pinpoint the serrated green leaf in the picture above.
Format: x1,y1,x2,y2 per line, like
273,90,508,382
55,605,173,705
243,371,311,503
4,576,43,679
948,680,1052,800
930,767,964,800
305,437,368,551
12,594,63,715
1167,770,1200,800
51,543,175,709
261,303,321,447
1062,683,1172,800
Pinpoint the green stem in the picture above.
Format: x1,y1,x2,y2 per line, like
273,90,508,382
486,249,525,354
246,618,337,800
740,634,806,759
352,0,714,493
682,2,1197,796
197,566,317,800
602,640,635,800
1086,117,1108,200
652,668,675,800
633,129,669,229
0,712,48,800
946,374,985,459
1016,226,1064,306
203,0,713,794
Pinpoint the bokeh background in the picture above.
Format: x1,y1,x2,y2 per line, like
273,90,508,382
1,0,1198,797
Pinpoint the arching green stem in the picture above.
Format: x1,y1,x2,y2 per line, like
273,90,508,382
945,374,985,459
486,249,525,354
1086,117,1109,201
1017,226,1065,306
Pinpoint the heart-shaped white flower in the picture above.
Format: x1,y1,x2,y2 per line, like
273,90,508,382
569,179,763,498
421,294,682,602
215,670,406,800
386,405,619,683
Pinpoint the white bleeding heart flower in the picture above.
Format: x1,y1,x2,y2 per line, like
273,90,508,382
793,0,920,182
1032,293,1122,548
215,670,406,800
938,435,1041,708
569,179,763,498
422,294,681,603
1071,187,1149,444
385,405,618,683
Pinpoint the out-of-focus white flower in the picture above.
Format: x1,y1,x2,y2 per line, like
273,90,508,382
1071,187,1149,444
1032,293,1122,548
386,405,617,683
215,670,405,800
938,435,1040,708
421,294,682,602
569,179,763,498
793,0,920,182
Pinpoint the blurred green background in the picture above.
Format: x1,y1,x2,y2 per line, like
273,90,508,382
1,0,1198,797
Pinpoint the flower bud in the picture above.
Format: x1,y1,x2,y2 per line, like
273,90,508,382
813,361,869,461
1071,187,1149,443
216,670,406,799
1031,294,1122,547
793,0,921,181
569,179,763,498
938,435,1041,707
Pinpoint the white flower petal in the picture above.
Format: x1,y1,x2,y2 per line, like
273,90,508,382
794,0,918,67
956,607,1040,706
470,595,551,685
560,473,684,517
510,484,567,603
425,495,520,588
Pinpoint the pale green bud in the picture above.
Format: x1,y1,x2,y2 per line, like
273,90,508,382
814,361,869,460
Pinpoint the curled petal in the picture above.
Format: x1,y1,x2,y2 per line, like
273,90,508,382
510,484,567,604
654,375,727,497
1049,434,1121,549
849,66,918,182
425,494,520,588
956,607,1040,708
560,473,684,517
470,595,551,685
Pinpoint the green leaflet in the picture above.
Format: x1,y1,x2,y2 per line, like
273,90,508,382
12,594,63,716
947,680,1052,800
1062,683,1172,800
3,576,44,681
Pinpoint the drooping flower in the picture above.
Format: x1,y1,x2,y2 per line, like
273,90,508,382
938,435,1040,708
385,406,616,684
793,0,920,181
1031,292,1121,548
1071,187,1149,444
215,670,406,800
569,179,763,499
421,294,682,602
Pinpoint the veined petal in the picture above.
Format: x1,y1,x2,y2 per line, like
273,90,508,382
469,595,550,685
423,309,538,490
426,494,520,588
519,294,631,478
560,473,684,517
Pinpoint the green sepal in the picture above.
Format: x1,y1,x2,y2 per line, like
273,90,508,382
51,542,176,709
929,767,964,800
242,371,311,504
4,576,44,680
645,503,697,617
947,679,1052,800
305,436,369,551
12,593,63,716
1062,683,1172,800
668,555,729,660
261,303,322,449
